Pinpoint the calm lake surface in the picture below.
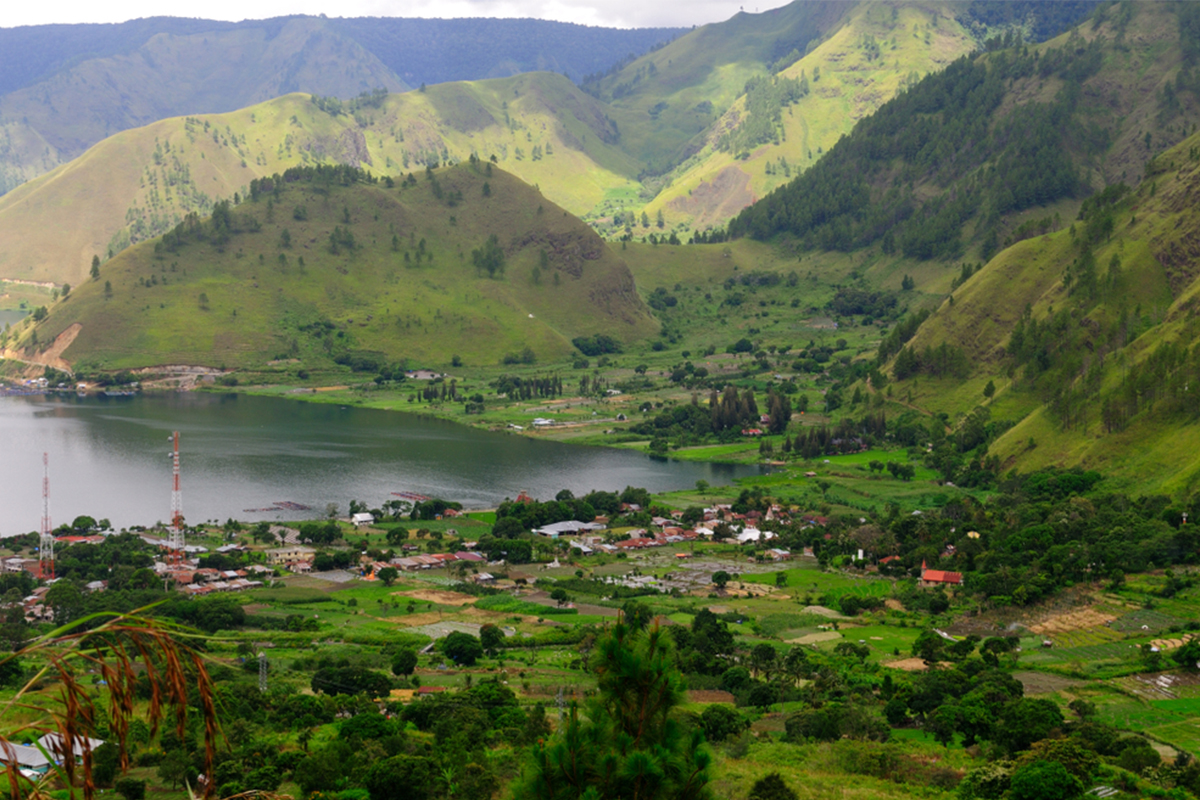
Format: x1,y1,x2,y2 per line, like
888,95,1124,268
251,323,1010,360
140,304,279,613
0,310,27,328
0,393,762,534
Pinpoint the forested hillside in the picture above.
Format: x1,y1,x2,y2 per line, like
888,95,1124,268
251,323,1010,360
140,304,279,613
875,128,1200,497
729,2,1200,264
6,162,656,369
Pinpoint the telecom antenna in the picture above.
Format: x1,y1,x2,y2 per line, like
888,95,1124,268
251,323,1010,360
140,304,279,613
38,453,53,579
168,432,184,564
258,651,268,693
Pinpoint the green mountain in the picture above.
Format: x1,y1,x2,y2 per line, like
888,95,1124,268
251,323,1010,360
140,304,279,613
641,1,978,235
0,0,1104,269
0,73,640,285
9,163,656,370
886,129,1200,498
0,16,683,197
731,2,1200,265
0,18,406,196
721,1,1200,495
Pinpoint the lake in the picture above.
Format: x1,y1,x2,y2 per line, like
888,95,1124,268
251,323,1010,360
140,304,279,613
0,310,27,328
0,393,762,534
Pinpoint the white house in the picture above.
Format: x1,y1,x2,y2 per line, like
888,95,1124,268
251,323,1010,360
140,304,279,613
351,513,375,528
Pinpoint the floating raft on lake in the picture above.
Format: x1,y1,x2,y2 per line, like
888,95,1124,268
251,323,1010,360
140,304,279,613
243,500,314,513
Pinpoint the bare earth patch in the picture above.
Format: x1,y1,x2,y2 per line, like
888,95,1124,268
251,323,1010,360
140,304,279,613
1013,671,1084,694
802,605,849,619
787,631,842,646
1029,608,1117,635
385,612,456,627
885,658,933,672
1151,634,1197,651
688,690,735,704
394,589,478,606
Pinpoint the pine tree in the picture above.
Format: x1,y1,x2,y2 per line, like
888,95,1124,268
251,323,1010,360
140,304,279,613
512,623,713,800
90,255,101,280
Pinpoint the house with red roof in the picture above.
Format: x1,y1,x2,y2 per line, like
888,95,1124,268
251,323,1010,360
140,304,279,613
920,560,963,587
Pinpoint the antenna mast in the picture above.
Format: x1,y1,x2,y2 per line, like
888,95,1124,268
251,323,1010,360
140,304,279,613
39,453,53,579
169,432,184,564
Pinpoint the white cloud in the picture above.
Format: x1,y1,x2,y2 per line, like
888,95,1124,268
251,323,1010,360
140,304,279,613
1,0,783,30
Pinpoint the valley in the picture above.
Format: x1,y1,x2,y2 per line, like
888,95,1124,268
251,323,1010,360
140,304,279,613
6,2,1200,800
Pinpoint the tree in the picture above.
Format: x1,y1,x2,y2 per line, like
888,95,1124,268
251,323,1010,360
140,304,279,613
700,704,746,743
549,588,571,607
748,773,798,800
377,566,399,586
1173,639,1200,670
339,711,394,741
364,754,438,800
1008,760,1082,800
392,648,419,676
471,234,506,278
983,379,996,399
157,750,195,790
443,631,483,666
45,580,85,624
994,698,1064,754
311,665,391,697
114,779,146,800
91,255,101,280
480,623,504,653
712,570,730,591
751,643,777,678
511,623,713,800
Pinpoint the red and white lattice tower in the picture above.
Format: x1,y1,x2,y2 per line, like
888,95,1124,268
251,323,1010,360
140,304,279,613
38,452,53,579
168,431,184,564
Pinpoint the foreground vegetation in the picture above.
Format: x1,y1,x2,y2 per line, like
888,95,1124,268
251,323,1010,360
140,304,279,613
6,457,1200,800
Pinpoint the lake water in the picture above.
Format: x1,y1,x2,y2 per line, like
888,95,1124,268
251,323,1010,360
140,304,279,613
0,310,27,328
0,393,762,534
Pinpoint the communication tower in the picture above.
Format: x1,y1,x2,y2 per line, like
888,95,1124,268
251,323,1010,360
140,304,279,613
38,453,53,579
168,432,184,563
258,652,268,693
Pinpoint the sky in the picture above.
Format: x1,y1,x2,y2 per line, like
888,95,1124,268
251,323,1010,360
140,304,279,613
0,0,780,31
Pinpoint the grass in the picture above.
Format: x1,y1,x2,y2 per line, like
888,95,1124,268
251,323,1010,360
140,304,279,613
641,3,977,236
0,73,643,287
31,163,657,369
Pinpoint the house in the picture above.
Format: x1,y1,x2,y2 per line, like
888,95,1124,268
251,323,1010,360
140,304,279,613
920,560,963,587
39,732,105,763
351,513,375,528
266,545,316,565
0,742,51,775
533,520,606,538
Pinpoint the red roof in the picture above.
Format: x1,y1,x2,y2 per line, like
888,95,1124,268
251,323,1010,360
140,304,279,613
921,561,963,584
879,556,901,564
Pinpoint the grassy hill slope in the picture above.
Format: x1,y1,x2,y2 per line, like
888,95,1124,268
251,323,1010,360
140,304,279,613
11,163,657,370
0,16,684,199
730,1,1200,270
581,1,853,176
645,1,976,234
882,127,1200,497
0,73,642,285
0,18,408,196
